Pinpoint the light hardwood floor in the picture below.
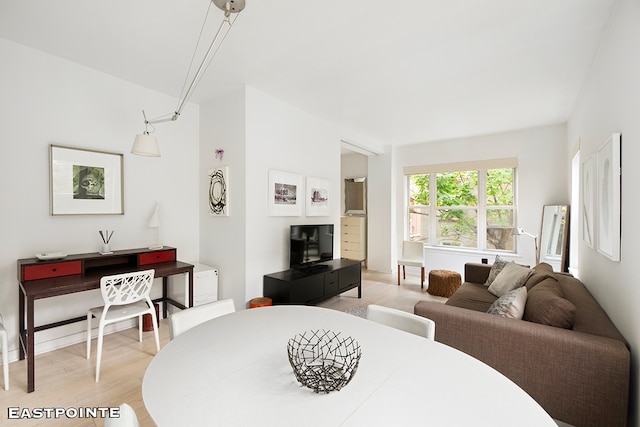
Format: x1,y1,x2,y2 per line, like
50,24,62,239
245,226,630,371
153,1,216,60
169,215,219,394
0,268,442,426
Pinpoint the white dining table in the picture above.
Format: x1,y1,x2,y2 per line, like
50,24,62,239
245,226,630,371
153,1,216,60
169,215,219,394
142,305,555,426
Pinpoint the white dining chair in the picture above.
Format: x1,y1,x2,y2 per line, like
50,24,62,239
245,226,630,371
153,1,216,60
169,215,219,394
397,240,426,287
86,269,159,382
0,313,8,390
104,403,140,427
366,304,435,340
169,298,236,340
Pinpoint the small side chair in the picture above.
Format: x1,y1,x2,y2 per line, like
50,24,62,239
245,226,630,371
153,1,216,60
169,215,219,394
366,304,435,340
104,403,140,427
169,299,236,340
0,313,8,390
87,269,160,382
397,240,426,287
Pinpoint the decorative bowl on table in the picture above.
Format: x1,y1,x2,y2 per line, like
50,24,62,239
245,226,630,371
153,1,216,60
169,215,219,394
287,329,362,394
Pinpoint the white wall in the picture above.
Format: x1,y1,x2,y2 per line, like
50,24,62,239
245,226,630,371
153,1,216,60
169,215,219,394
367,146,397,273
382,124,569,275
199,88,247,309
199,86,343,309
243,87,343,304
0,38,200,359
568,0,640,423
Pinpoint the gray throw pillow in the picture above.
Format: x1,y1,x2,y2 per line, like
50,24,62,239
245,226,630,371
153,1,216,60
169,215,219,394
484,255,509,287
487,287,528,319
487,261,533,297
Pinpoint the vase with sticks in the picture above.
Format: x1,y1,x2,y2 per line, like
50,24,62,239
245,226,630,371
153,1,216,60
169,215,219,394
99,230,114,255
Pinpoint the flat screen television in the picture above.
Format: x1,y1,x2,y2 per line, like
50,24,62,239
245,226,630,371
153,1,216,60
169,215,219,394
289,224,334,269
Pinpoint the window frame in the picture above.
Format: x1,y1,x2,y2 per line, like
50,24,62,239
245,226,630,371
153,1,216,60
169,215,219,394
405,159,518,253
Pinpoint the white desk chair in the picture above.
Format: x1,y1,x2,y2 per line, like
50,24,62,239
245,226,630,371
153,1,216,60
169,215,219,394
366,304,435,340
86,269,159,382
397,240,426,288
104,403,140,427
169,298,236,340
0,313,8,390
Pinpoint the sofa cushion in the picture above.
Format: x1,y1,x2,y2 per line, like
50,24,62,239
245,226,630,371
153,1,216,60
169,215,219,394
446,282,497,312
487,262,533,297
483,255,509,287
523,278,576,329
487,286,527,319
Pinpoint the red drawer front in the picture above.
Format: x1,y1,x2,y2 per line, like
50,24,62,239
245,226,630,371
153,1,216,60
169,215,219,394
23,260,82,281
139,250,176,266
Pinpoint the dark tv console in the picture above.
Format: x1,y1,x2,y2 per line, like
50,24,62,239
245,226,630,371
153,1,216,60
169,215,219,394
263,259,361,305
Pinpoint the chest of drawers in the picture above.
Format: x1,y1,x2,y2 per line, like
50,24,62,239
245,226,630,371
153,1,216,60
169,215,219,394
341,216,366,262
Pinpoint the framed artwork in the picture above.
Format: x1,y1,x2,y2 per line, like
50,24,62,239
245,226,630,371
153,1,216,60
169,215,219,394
596,133,621,261
306,176,330,216
268,170,303,216
208,166,229,216
50,145,123,215
581,155,596,248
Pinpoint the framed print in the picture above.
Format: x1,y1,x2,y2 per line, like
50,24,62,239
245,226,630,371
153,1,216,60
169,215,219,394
268,170,303,216
596,133,621,261
208,166,229,216
50,145,124,215
306,176,330,216
581,155,596,248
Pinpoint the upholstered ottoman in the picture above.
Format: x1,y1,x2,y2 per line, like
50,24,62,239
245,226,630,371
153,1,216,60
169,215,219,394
427,270,462,297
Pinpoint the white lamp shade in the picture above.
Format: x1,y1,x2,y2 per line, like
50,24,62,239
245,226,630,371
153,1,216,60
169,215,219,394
132,133,161,157
148,204,161,228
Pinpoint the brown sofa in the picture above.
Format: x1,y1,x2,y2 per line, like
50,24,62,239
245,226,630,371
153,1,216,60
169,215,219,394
414,262,630,427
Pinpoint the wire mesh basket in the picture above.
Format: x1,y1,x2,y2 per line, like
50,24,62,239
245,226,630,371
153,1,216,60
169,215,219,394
287,329,362,394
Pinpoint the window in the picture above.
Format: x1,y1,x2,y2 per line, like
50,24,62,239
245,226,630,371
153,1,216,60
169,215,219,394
407,161,516,252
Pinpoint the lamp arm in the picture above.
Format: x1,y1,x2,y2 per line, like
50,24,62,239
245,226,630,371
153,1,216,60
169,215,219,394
175,15,236,116
144,15,236,126
146,114,180,125
136,1,243,136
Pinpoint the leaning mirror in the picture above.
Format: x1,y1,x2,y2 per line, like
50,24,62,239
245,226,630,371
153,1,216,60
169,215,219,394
345,177,366,215
538,205,570,272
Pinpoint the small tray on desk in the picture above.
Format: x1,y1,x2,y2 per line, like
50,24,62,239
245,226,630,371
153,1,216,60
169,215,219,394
35,252,67,261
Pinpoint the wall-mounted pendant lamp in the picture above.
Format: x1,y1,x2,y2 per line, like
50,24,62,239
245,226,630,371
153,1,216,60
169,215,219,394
132,110,162,157
131,0,246,157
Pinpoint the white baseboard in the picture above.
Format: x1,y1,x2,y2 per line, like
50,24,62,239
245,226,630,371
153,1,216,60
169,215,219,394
5,318,139,364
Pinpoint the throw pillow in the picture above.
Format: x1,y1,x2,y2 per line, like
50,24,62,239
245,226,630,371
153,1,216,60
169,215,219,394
487,261,533,297
523,278,576,329
484,255,510,287
487,287,528,319
533,262,554,273
524,267,558,291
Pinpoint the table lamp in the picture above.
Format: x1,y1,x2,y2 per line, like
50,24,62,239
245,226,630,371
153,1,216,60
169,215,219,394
148,203,162,249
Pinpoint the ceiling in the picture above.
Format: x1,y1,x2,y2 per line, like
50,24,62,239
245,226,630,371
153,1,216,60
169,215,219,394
0,0,617,151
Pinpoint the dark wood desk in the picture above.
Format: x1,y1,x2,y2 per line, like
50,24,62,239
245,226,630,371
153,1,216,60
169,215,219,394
17,246,194,392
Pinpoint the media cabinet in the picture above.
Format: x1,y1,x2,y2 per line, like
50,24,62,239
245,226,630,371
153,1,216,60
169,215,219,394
263,259,361,305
